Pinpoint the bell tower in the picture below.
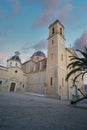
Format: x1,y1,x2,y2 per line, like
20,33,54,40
46,20,67,99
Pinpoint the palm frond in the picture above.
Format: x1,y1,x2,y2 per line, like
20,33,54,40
66,67,82,81
82,70,87,80
73,72,83,83
69,56,79,61
66,47,87,83
76,47,87,59
84,46,87,51
69,56,87,66
67,60,84,69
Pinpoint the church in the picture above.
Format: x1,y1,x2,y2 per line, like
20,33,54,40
0,20,83,100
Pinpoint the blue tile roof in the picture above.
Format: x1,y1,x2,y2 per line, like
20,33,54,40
11,55,21,62
32,51,45,57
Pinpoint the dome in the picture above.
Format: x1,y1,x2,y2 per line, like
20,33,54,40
11,55,21,62
8,51,21,63
32,51,45,57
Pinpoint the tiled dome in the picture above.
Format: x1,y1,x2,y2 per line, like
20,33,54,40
32,51,45,57
11,55,21,62
8,51,21,63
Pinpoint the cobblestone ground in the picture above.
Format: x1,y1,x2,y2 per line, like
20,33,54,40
0,92,87,130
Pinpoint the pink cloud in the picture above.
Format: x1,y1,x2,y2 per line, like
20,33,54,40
33,39,48,50
58,4,73,21
21,42,32,54
67,4,87,28
39,0,61,9
32,0,73,28
0,0,22,21
21,39,48,55
26,0,61,9
9,0,21,10
73,32,87,50
0,54,8,66
32,0,61,27
8,0,22,18
32,10,55,28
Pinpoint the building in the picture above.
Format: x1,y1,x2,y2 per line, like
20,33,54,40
0,20,83,100
0,51,28,92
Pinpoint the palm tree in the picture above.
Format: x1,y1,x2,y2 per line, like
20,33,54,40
66,47,87,84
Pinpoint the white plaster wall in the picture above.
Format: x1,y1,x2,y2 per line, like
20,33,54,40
0,66,28,92
7,60,22,68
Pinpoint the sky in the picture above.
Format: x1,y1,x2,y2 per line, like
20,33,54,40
0,0,87,66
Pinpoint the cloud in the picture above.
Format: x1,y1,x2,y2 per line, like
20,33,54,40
21,42,33,54
32,0,60,28
58,4,73,21
21,39,47,56
32,10,55,28
26,0,60,9
22,39,47,52
32,0,73,28
67,4,87,29
38,0,61,10
21,39,48,62
0,54,8,66
25,0,86,29
20,53,31,63
33,39,48,50
8,0,22,18
0,0,22,21
73,31,87,50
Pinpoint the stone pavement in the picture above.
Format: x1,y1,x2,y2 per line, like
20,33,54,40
0,92,87,130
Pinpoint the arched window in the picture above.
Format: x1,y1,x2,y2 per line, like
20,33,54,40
52,40,54,44
60,28,62,35
51,53,53,60
0,80,2,85
51,77,53,86
61,54,63,61
23,84,24,88
52,27,55,34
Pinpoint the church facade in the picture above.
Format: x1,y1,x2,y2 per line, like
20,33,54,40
0,20,83,100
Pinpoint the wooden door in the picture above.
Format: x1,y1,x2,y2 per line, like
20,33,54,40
10,83,16,92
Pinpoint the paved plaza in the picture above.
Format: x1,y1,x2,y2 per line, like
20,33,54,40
0,92,87,130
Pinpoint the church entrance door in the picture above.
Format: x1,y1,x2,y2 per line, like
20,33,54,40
10,82,16,92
